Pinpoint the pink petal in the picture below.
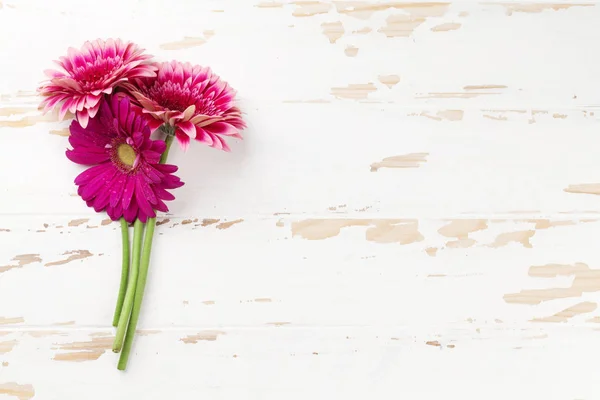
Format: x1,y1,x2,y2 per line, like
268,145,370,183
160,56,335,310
194,127,213,146
175,132,190,151
177,121,196,139
204,122,238,136
76,109,90,128
122,176,136,209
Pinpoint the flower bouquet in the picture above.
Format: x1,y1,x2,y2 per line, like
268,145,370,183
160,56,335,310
38,39,245,370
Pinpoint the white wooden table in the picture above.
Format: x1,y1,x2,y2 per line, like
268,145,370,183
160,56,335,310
1,1,600,399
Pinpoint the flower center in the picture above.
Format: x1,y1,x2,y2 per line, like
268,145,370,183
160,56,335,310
117,143,136,166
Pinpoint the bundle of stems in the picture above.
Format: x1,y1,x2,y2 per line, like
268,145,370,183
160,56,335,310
111,134,174,370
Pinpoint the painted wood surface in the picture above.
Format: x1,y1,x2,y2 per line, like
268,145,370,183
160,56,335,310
1,0,600,399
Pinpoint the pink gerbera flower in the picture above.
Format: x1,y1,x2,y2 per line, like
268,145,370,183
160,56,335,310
125,61,246,151
67,95,184,223
39,38,157,128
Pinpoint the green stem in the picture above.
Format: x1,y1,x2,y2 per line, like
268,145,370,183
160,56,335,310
117,218,156,370
117,134,174,370
112,218,130,327
160,134,174,164
112,219,144,353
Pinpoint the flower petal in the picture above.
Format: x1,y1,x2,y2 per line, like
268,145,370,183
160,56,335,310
177,121,196,139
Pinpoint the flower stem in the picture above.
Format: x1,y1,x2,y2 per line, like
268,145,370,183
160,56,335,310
117,135,174,370
112,218,130,327
112,219,143,353
117,217,156,370
160,134,174,163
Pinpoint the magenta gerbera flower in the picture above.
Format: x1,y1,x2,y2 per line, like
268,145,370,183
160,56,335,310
39,38,157,128
125,60,246,151
66,95,184,222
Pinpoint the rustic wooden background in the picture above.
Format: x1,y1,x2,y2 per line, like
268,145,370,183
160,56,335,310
1,0,600,398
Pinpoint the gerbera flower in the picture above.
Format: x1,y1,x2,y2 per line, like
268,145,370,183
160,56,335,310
39,38,157,128
66,95,184,222
125,61,246,151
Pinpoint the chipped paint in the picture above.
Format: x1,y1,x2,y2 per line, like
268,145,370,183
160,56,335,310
255,298,273,303
353,27,372,34
180,330,226,343
292,218,424,244
527,219,577,230
379,14,427,37
0,254,41,273
488,2,593,16
370,153,428,171
89,332,112,337
365,220,425,244
345,45,359,57
49,128,69,136
485,109,527,114
292,219,370,240
0,340,17,354
528,109,549,124
0,382,35,400
425,247,438,257
182,219,193,225
216,219,243,229
489,230,535,248
267,322,291,326
411,110,463,121
157,218,171,226
336,2,449,20
101,219,112,226
0,107,35,117
378,74,400,88
416,92,501,99
26,331,68,338
55,320,75,326
160,36,207,50
564,184,600,196
201,218,220,226
292,1,331,17
136,329,161,336
483,114,508,121
1,362,7,367
438,219,488,248
331,83,377,100
552,113,567,119
431,22,461,31
68,218,89,227
504,263,600,304
0,111,63,128
321,21,344,43
202,300,216,305
378,3,449,37
532,301,597,323
425,340,441,347
45,250,93,267
464,84,507,90
53,336,113,362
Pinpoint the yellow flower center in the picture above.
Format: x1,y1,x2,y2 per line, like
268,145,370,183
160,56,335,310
117,143,136,166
